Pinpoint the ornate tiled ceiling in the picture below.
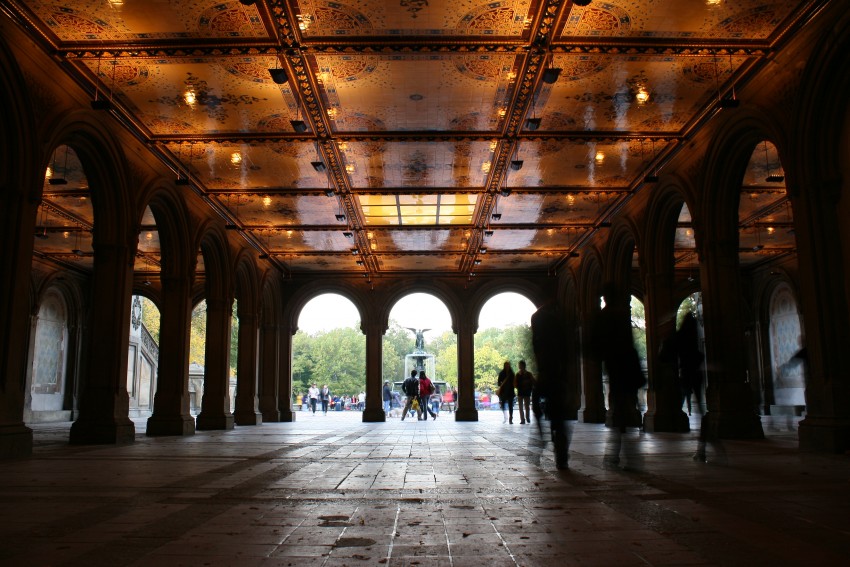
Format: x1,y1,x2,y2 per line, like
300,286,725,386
18,0,807,277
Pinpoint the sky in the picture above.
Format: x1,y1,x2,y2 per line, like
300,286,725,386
297,292,536,334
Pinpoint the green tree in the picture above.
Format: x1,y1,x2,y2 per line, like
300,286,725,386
474,343,504,392
291,327,366,398
140,296,160,343
630,296,647,361
429,330,458,384
230,300,239,377
189,300,207,366
382,321,411,383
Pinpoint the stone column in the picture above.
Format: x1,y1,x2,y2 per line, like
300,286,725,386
794,179,850,451
195,297,235,430
642,270,690,432
700,240,764,439
276,322,296,421
234,310,262,425
362,321,386,422
455,319,478,421
146,274,195,436
69,242,136,445
0,189,35,457
577,324,606,423
258,321,281,422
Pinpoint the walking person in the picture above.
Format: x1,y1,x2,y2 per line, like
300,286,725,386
419,371,437,420
308,383,319,415
592,283,646,470
429,387,441,417
320,384,331,415
531,299,572,469
382,381,393,416
515,360,535,425
497,361,515,424
401,370,420,421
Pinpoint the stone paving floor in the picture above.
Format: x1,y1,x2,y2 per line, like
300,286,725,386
1,410,848,566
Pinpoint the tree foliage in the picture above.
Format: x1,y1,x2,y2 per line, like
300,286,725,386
473,324,533,392
139,296,160,343
292,327,365,398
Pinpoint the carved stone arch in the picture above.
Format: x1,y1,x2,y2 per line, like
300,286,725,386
0,36,38,199
702,113,786,246
284,281,368,334
41,114,132,248
233,251,260,316
195,223,233,302
603,220,639,295
794,9,850,193
379,280,461,335
138,182,192,280
578,248,604,318
259,271,284,326
35,274,86,331
644,180,693,275
467,278,546,331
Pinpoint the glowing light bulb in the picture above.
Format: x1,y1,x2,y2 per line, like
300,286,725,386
184,91,196,106
595,151,605,163
231,152,242,165
635,88,650,104
263,197,272,207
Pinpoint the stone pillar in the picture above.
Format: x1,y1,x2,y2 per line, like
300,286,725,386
276,322,296,422
362,321,386,422
0,189,35,458
794,179,850,451
455,319,478,421
577,324,606,423
146,275,195,436
700,240,764,439
642,271,690,432
258,321,281,422
234,310,262,425
195,297,235,430
69,242,136,445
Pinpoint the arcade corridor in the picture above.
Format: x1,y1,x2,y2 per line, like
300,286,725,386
1,412,847,567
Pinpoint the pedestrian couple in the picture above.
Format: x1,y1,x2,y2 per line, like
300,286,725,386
496,360,535,425
401,370,438,421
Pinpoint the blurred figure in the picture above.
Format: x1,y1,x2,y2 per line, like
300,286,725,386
676,313,704,416
592,283,646,470
531,300,571,470
430,386,441,416
382,381,392,416
308,383,319,415
401,370,420,421
497,361,516,424
320,384,331,415
419,371,437,420
515,360,535,425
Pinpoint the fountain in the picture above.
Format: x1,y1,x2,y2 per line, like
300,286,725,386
404,327,435,379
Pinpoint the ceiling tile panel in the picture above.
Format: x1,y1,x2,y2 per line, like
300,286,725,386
507,140,667,188
374,228,465,253
31,0,269,41
562,1,800,40
261,229,351,253
295,0,533,38
495,193,610,225
214,194,341,226
476,252,555,272
281,254,361,271
535,54,748,133
170,142,329,190
86,57,297,136
343,141,493,188
376,254,464,272
484,228,574,251
312,53,520,132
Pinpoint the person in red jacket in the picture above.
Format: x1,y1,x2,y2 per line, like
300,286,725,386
418,371,437,420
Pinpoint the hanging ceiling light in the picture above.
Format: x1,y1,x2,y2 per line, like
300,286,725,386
541,68,561,84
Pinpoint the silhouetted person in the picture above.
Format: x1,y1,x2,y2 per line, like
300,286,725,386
531,300,571,470
676,313,704,416
592,283,646,470
401,370,420,421
515,360,535,425
497,361,515,424
419,371,437,420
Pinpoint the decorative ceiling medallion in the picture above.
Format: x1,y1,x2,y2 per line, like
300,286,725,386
563,3,631,37
460,3,524,35
198,4,260,36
